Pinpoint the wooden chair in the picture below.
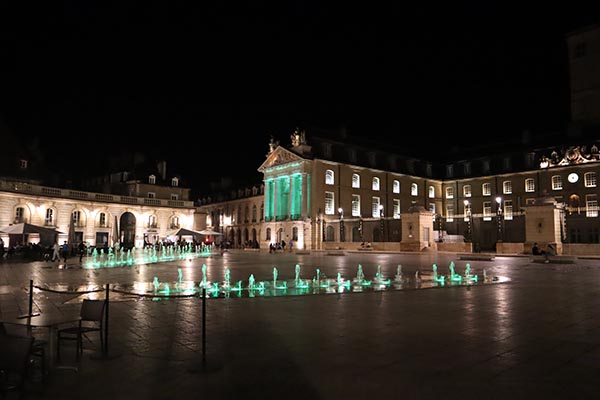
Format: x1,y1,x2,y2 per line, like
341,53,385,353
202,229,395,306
0,334,34,399
57,299,106,360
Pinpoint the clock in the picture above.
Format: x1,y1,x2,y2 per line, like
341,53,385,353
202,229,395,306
568,173,579,183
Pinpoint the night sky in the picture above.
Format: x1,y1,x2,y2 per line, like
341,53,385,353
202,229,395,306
2,2,600,197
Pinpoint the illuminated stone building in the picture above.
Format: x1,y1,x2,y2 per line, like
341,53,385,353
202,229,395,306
196,127,600,255
0,153,196,250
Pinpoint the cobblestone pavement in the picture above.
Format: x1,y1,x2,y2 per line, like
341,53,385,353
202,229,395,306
1,250,600,400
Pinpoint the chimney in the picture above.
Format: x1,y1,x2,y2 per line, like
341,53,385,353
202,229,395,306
157,160,167,180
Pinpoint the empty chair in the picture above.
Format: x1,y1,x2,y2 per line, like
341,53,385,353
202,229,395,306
0,322,47,380
0,334,34,399
57,299,106,360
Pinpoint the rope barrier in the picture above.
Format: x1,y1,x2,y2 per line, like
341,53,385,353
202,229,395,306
33,285,104,295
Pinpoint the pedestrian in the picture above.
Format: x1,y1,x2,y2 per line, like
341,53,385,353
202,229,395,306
51,241,61,261
61,241,69,264
78,241,86,263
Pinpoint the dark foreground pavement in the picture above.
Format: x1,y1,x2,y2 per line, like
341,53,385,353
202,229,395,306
1,250,600,399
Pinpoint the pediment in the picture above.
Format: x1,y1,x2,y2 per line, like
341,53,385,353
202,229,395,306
258,146,306,172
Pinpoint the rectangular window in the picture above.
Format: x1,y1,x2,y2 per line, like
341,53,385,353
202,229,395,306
504,200,513,220
586,195,598,218
463,162,471,176
464,203,471,222
170,194,178,200
483,201,492,221
325,169,334,185
372,197,381,218
446,164,454,178
552,175,563,190
482,183,491,196
446,204,454,222
393,199,400,219
525,178,535,192
352,195,361,217
445,187,454,199
482,160,490,174
372,177,380,191
503,157,511,170
503,181,512,194
352,174,360,188
585,172,597,188
72,211,81,225
148,192,156,198
348,149,357,163
526,198,536,206
463,185,471,197
325,191,335,215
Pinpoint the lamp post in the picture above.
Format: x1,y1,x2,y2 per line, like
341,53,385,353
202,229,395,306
495,196,503,242
379,204,385,242
316,209,323,250
463,200,471,242
338,207,345,242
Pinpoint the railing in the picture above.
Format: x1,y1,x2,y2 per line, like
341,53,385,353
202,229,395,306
0,180,194,208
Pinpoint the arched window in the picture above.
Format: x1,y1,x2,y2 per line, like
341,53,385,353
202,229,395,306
411,183,418,196
326,225,335,241
352,173,360,188
428,186,435,198
266,227,271,241
171,177,179,187
393,180,400,194
252,205,257,222
98,212,107,228
170,216,179,229
372,177,380,191
292,227,298,241
149,175,156,184
148,215,157,228
325,169,334,185
45,208,55,226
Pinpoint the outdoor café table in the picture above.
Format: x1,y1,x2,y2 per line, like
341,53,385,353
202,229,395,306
0,313,81,371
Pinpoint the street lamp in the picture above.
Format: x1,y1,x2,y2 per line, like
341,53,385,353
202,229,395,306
495,196,503,242
379,204,385,242
338,207,345,242
463,200,471,242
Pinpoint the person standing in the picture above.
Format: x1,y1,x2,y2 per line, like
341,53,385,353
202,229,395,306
51,241,61,262
78,241,86,263
61,240,69,264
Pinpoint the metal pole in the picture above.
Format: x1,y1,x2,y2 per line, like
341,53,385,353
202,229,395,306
202,287,206,369
104,283,110,357
28,279,33,316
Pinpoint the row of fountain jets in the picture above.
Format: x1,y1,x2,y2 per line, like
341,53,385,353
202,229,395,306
151,261,488,294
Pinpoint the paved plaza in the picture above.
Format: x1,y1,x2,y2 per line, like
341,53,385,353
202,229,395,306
1,250,600,399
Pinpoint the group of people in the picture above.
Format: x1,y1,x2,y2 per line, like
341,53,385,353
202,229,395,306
47,240,87,264
532,242,556,262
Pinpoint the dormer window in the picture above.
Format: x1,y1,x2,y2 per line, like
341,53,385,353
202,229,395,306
19,159,28,169
171,177,179,187
149,175,156,184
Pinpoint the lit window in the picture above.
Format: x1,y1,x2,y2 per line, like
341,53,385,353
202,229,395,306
525,178,535,192
325,191,335,215
586,195,598,217
482,183,491,196
428,186,435,198
504,200,513,220
372,177,380,191
392,179,400,194
503,181,512,194
446,204,454,222
464,202,471,222
352,195,361,217
445,187,454,199
171,177,179,187
149,175,156,184
483,201,492,221
148,215,157,228
411,183,418,196
325,170,334,185
45,209,54,225
552,175,563,190
352,174,360,188
99,212,106,227
372,197,381,218
463,185,472,197
393,199,400,219
585,172,596,188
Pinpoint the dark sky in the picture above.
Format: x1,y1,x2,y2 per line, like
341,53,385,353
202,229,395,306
2,2,600,197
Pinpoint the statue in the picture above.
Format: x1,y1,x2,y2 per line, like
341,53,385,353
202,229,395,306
290,127,306,147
